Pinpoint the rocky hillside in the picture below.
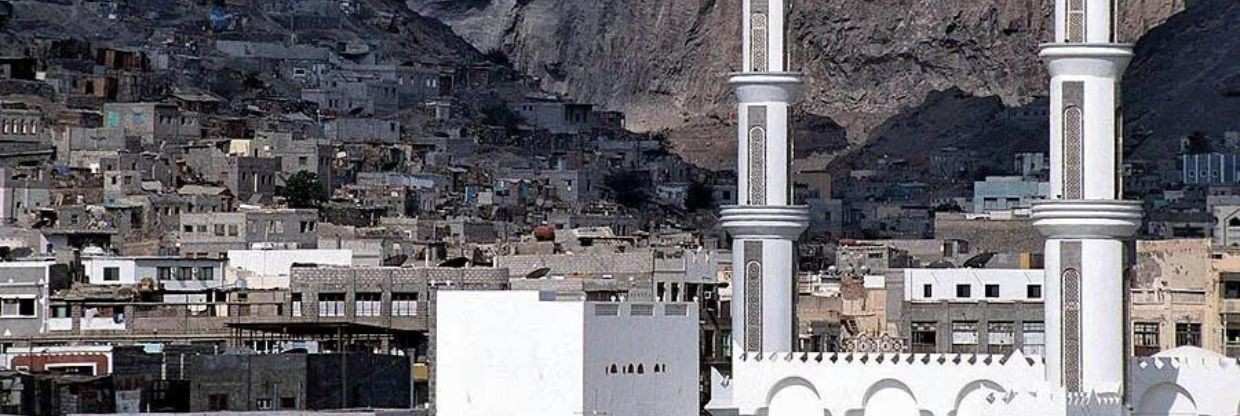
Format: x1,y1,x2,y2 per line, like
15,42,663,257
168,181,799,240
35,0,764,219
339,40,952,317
1123,0,1240,159
407,0,1186,139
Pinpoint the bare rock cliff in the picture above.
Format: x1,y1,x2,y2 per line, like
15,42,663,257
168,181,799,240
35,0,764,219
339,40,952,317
408,0,1186,139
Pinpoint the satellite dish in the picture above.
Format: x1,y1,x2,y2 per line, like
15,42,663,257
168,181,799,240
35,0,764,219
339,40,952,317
962,252,997,269
525,267,551,279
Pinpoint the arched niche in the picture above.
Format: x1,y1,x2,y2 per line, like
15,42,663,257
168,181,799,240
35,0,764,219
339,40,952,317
859,379,920,416
765,377,828,416
949,380,1008,416
1135,382,1198,416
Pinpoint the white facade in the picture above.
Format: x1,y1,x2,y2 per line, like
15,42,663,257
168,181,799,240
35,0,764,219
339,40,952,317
435,291,698,416
904,269,1044,302
225,249,352,289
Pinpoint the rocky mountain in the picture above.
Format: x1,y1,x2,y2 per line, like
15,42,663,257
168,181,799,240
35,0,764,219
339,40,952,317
407,0,1185,135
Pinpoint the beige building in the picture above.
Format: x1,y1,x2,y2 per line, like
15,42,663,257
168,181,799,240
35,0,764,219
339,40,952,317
1130,239,1223,356
1209,249,1240,358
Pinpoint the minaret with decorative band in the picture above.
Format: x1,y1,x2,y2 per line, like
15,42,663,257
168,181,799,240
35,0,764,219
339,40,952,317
722,0,809,358
1033,0,1142,402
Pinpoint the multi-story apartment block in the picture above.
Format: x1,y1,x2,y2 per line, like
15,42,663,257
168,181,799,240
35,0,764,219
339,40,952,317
177,208,318,258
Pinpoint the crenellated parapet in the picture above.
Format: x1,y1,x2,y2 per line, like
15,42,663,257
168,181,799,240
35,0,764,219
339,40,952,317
707,348,1240,416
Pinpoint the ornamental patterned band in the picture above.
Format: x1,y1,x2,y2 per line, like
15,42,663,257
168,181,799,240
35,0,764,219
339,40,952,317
748,106,768,206
1062,241,1083,392
744,241,764,352
1066,0,1085,42
750,0,768,72
1063,82,1085,199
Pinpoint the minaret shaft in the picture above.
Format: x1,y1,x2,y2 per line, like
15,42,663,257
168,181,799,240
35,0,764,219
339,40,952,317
1035,0,1141,403
725,0,807,359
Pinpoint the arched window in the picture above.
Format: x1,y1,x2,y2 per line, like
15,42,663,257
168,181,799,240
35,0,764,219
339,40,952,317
636,364,644,374
1229,217,1240,227
626,364,634,374
608,364,618,374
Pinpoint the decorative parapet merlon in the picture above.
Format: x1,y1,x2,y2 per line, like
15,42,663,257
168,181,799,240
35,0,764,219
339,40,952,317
720,205,810,240
728,72,804,104
735,350,1044,369
1032,200,1142,239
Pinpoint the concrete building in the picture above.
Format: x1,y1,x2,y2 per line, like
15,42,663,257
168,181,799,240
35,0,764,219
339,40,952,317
101,103,201,145
184,144,279,203
512,96,593,135
972,176,1049,214
0,167,51,224
177,208,318,258
323,118,400,144
187,353,409,411
1181,153,1240,186
0,261,60,342
436,291,699,416
894,269,1045,355
1129,239,1224,356
226,249,353,289
81,255,226,291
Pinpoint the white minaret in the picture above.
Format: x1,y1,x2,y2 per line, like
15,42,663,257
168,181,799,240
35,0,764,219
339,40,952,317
1033,0,1142,403
722,0,809,357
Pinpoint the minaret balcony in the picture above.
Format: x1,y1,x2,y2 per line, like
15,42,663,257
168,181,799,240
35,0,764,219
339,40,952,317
729,72,804,104
1031,200,1143,239
1039,43,1133,78
720,205,809,240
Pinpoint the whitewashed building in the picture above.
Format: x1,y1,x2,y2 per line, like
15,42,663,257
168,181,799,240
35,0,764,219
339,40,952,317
225,249,353,289
435,291,699,416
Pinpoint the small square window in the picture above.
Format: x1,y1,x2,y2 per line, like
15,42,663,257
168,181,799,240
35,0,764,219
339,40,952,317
984,284,1000,298
922,284,932,298
955,284,972,298
1027,284,1043,299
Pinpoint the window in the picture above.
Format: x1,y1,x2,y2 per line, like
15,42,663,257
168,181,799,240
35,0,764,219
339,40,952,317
214,224,226,236
208,394,229,411
922,284,932,298
51,305,70,318
318,293,345,317
198,267,215,281
300,221,315,233
955,284,972,298
1,298,36,317
291,293,303,317
196,225,207,233
281,397,296,409
1134,322,1160,356
392,293,418,317
355,293,381,317
987,322,1015,355
1223,280,1240,299
951,321,978,353
256,399,272,410
1022,321,1045,355
1175,323,1202,347
157,267,172,280
910,322,937,353
179,267,193,281
103,267,120,281
1027,284,1043,299
985,284,1000,298
298,156,308,166
227,224,239,237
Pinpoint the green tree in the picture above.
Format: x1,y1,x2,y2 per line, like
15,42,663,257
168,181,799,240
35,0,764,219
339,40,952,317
280,171,325,209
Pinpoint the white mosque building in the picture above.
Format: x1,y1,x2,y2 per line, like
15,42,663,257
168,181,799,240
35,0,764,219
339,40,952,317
704,0,1240,415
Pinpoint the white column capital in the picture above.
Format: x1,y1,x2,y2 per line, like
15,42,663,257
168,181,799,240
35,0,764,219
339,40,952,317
720,205,809,240
1032,200,1143,239
728,72,804,104
1039,44,1134,78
